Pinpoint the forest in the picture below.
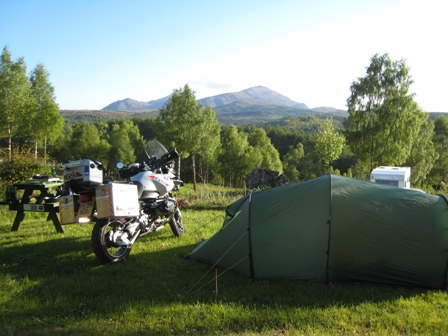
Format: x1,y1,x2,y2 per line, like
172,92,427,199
1,46,448,195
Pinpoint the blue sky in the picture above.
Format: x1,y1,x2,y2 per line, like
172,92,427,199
1,0,447,111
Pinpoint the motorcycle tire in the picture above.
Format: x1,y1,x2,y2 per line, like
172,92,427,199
91,217,133,264
169,208,185,237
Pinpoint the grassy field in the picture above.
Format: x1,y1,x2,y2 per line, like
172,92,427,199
0,184,447,335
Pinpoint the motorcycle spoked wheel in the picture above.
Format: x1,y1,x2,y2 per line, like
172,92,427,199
169,208,185,237
91,217,133,264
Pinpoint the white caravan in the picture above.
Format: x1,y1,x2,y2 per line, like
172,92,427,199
370,166,411,189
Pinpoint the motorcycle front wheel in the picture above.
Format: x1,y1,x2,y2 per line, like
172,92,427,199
91,217,133,264
169,208,185,237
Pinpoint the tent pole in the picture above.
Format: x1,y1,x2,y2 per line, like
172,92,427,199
248,191,255,281
439,194,448,289
325,173,332,284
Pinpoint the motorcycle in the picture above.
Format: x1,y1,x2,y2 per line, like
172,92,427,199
61,140,184,263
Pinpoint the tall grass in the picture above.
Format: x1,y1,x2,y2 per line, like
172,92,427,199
176,183,247,209
0,184,447,335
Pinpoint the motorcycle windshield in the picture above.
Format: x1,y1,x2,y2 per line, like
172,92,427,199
144,140,168,160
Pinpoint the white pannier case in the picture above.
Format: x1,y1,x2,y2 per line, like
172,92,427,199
96,184,139,218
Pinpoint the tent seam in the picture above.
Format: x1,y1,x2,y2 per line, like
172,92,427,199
325,173,332,284
437,194,448,289
248,190,255,280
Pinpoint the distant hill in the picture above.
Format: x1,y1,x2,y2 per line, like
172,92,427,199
311,106,347,114
61,86,352,125
197,86,309,109
210,99,317,125
102,96,168,111
102,86,310,111
60,109,445,127
59,109,159,126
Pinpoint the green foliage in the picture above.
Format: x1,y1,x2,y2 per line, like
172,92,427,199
157,84,221,188
218,125,251,187
264,116,328,158
1,45,445,191
344,53,433,173
60,123,111,163
280,114,327,133
130,117,159,140
247,127,283,173
332,146,357,177
28,63,63,158
47,125,74,162
282,143,304,182
0,48,63,163
0,147,51,196
0,47,30,161
49,119,147,175
214,105,318,125
298,150,327,181
176,183,246,209
107,119,145,168
404,115,438,187
60,110,161,127
426,115,448,189
158,84,204,156
315,116,346,167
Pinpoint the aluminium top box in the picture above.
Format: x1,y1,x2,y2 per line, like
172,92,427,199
63,159,103,186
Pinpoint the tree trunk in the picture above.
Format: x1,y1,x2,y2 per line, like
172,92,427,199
44,134,48,161
8,127,12,161
192,153,197,191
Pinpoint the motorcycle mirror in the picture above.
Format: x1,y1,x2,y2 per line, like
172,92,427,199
116,162,124,169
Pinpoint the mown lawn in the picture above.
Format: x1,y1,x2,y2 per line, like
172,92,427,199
0,185,447,335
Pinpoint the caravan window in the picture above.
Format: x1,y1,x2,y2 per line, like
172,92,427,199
375,179,399,187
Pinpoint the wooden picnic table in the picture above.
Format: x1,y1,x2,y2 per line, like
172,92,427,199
1,176,65,233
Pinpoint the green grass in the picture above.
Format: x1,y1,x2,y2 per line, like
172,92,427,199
1,185,447,335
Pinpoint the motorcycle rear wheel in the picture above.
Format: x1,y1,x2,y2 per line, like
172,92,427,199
169,208,184,237
92,217,133,264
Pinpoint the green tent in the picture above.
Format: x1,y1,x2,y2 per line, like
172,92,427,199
188,174,448,289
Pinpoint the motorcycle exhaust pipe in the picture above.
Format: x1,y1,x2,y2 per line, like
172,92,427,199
128,229,141,245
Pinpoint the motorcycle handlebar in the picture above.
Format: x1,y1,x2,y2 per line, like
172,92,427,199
119,148,179,179
161,148,179,163
146,148,179,167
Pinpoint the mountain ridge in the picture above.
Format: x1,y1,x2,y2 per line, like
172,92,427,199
101,85,336,112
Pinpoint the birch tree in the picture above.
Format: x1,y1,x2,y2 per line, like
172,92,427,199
29,63,63,160
344,53,426,173
315,117,345,169
0,47,29,161
157,84,220,190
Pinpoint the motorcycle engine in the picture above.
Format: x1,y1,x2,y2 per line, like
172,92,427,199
144,199,176,218
161,199,176,214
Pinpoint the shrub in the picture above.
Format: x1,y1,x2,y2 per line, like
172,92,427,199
0,147,52,198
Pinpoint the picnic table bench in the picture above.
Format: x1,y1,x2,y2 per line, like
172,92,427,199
0,176,65,233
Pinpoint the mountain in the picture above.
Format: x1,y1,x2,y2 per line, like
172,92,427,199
98,86,349,124
102,96,169,111
197,86,309,109
102,86,309,111
208,99,320,125
102,98,150,111
213,99,313,115
311,106,347,114
146,96,170,109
